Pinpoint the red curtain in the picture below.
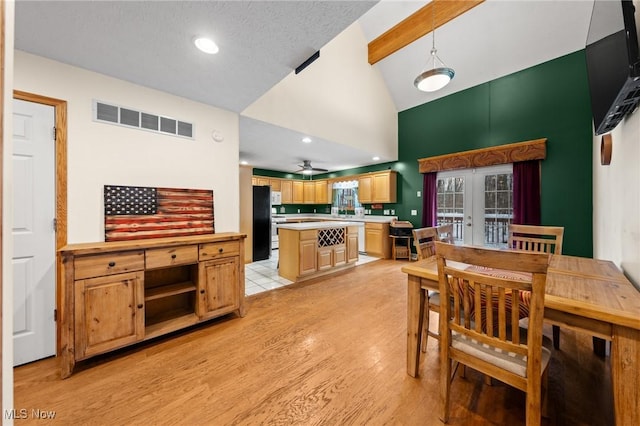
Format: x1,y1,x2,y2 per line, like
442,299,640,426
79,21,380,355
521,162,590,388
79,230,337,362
512,160,541,225
422,172,438,227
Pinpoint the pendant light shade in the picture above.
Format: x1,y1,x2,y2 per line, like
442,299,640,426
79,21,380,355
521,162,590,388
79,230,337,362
414,4,454,92
414,50,455,92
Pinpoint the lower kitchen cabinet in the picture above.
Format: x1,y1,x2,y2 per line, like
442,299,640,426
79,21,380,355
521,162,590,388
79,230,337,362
59,233,246,378
365,222,391,259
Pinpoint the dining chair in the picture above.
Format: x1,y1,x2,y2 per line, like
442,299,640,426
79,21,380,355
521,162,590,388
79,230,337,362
412,227,441,352
435,242,551,426
508,224,564,349
412,223,458,352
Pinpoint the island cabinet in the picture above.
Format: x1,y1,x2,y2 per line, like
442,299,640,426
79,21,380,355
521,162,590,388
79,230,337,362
278,223,360,282
60,233,246,378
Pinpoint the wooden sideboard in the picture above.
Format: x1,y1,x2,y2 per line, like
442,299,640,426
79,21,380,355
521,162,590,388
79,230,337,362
58,233,246,378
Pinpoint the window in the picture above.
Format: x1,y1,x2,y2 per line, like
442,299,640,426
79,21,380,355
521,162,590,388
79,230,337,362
437,164,513,247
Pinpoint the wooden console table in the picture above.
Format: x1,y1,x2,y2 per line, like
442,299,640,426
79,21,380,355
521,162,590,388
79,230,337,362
58,233,246,378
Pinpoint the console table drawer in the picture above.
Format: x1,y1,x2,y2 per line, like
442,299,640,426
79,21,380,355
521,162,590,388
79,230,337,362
74,251,145,280
146,245,198,269
199,241,240,261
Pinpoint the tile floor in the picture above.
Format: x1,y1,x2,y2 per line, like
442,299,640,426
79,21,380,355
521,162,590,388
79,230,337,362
245,249,380,296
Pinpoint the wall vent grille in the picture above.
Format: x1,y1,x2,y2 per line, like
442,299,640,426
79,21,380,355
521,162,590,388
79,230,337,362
93,100,194,139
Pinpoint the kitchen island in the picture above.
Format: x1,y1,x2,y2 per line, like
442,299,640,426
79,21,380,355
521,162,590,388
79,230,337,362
277,221,362,282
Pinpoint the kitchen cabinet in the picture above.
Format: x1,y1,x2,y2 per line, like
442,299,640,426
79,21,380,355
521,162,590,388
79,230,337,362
365,222,391,259
255,177,270,187
315,180,329,204
303,181,316,204
358,171,397,203
59,233,246,378
292,180,304,204
270,179,282,191
281,179,293,204
278,224,359,282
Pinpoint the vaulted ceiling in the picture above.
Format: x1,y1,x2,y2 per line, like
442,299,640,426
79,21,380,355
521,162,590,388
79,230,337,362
14,0,595,174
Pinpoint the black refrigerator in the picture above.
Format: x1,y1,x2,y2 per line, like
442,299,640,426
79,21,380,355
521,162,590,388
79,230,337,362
252,186,272,261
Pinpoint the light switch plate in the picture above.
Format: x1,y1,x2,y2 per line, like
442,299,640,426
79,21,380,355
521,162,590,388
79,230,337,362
417,191,421,197
411,209,418,216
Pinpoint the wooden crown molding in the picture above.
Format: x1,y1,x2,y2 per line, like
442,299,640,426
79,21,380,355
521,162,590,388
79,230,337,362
368,0,485,65
418,139,547,173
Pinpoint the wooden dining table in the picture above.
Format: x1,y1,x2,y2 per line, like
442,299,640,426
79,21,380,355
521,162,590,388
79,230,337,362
401,254,640,426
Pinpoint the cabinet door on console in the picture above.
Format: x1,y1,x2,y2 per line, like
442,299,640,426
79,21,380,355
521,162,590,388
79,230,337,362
74,271,144,359
198,258,240,319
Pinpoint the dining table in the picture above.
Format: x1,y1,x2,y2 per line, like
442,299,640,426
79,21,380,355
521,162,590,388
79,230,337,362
401,254,640,426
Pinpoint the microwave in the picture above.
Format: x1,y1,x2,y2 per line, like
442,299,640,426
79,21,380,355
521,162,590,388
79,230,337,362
271,191,282,206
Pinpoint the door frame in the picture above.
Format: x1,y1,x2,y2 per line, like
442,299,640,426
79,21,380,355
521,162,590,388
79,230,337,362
13,90,67,355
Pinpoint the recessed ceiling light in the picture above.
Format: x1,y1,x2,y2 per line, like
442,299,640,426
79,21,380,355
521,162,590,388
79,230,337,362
240,160,248,165
194,37,219,54
302,137,312,143
373,156,380,161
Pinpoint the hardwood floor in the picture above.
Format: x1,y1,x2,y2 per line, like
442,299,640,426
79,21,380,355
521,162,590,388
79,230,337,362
14,259,612,425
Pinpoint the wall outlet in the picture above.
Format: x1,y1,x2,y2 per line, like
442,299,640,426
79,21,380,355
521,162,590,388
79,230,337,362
297,209,300,213
384,209,390,215
313,209,316,213
417,191,421,197
280,206,285,213
411,209,418,216
391,209,395,215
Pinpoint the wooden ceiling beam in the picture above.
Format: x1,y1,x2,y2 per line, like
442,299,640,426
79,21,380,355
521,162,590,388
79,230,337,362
368,0,485,65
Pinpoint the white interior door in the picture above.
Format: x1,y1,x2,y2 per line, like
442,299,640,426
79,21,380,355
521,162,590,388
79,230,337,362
437,164,513,247
12,99,56,366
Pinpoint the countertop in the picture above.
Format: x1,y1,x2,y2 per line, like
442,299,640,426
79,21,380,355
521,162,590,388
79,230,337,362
276,221,364,231
272,214,397,224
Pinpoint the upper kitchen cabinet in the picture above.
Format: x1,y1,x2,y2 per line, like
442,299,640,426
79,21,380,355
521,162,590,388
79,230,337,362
315,180,330,204
281,179,293,204
292,181,304,204
254,177,270,187
270,179,282,191
358,171,397,203
303,181,316,204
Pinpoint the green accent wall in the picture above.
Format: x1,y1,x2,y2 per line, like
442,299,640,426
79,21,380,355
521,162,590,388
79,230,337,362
254,50,593,257
398,50,593,257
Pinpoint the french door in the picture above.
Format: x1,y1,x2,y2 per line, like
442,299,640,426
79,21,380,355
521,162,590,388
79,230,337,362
436,164,513,247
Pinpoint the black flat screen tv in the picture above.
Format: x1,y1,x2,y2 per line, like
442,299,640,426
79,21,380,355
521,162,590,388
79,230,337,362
586,0,640,135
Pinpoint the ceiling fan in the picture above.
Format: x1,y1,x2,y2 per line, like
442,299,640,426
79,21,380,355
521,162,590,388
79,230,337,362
295,160,328,175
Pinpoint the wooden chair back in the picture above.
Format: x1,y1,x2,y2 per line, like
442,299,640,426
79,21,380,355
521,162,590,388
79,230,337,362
412,227,439,260
508,224,564,255
435,242,550,426
436,223,454,244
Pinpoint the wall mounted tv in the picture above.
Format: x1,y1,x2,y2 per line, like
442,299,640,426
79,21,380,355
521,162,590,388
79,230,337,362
586,0,640,135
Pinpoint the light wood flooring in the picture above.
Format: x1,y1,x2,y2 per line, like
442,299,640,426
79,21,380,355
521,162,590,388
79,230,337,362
14,259,612,425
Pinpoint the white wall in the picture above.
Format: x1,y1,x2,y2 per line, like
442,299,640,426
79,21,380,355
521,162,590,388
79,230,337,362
593,110,640,286
14,51,240,243
242,21,397,162
3,1,15,420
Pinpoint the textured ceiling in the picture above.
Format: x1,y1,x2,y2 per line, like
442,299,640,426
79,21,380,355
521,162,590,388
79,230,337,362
15,0,377,113
14,0,595,174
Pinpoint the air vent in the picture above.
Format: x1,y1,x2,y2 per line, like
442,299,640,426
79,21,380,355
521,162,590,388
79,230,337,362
93,100,194,139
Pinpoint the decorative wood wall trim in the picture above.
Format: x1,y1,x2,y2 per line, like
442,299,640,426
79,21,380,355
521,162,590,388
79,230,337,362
418,138,547,173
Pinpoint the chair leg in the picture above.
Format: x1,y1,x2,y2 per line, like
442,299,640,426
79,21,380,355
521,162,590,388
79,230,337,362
421,293,430,352
542,368,549,418
552,325,560,350
440,358,452,423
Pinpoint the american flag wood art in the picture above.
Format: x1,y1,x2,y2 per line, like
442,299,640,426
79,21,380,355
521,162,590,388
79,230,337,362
104,185,214,241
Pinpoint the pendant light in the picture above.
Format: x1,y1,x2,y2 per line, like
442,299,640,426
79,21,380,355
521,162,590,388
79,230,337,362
414,2,455,92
